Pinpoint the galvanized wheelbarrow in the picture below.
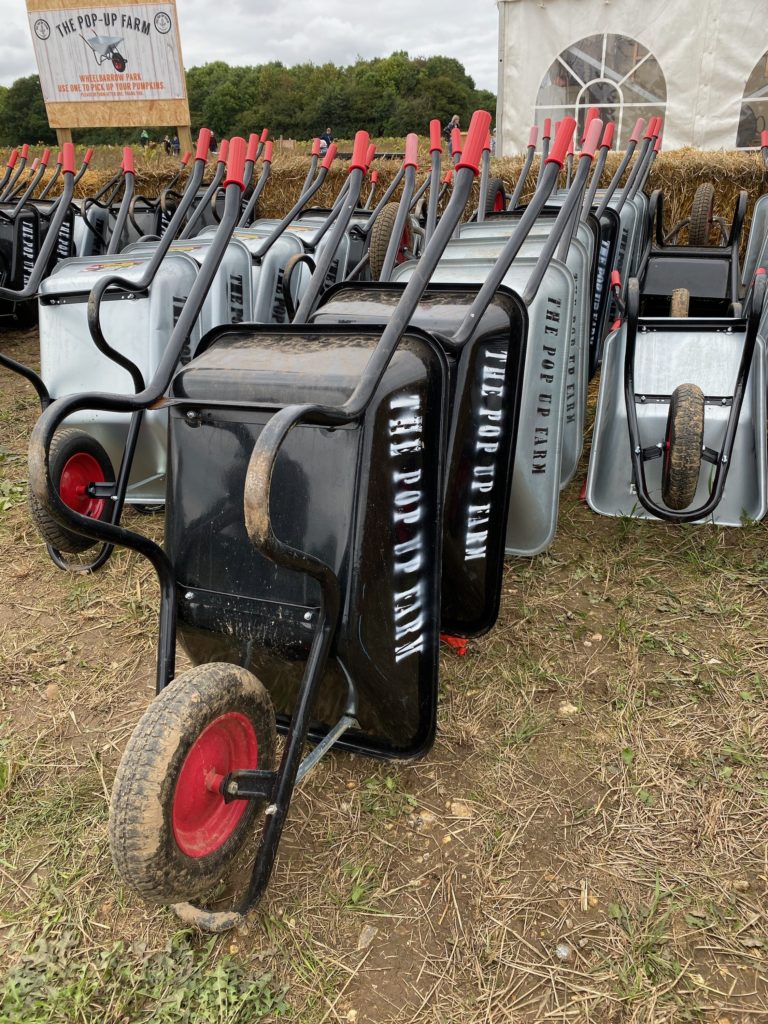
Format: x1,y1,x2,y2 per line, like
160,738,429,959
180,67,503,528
586,271,768,525
81,34,128,72
27,115,556,931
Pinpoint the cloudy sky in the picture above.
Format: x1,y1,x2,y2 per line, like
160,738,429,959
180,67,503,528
1,1,500,92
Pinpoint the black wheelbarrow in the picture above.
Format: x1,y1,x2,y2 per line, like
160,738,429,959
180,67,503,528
28,115,575,931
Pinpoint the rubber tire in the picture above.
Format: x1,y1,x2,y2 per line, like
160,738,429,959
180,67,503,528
661,384,705,510
688,183,715,246
109,663,276,906
670,288,690,317
369,203,410,281
485,177,506,215
28,428,115,554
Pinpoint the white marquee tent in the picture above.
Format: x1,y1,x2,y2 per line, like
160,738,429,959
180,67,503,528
496,0,767,153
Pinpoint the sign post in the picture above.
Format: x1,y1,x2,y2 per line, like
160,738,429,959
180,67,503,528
25,1,192,152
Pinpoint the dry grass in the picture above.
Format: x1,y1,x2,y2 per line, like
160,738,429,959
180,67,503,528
1,323,767,1022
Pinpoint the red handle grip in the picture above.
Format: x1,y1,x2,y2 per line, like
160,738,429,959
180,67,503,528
21,144,29,159
653,117,663,137
567,135,574,156
122,147,134,174
30,158,39,172
451,127,462,156
654,132,663,154
40,148,51,166
581,107,599,143
543,118,552,140
223,136,247,189
371,170,379,183
404,133,418,169
260,128,269,143
181,151,191,165
246,133,259,164
322,142,337,170
545,117,577,167
195,128,212,161
762,130,768,149
348,131,370,173
601,122,615,149
455,109,493,174
442,169,453,184
311,138,322,157
55,152,62,165
580,117,603,159
263,140,273,163
365,143,376,168
527,125,538,149
217,139,229,164
7,149,18,169
483,132,492,152
430,119,442,152
644,118,657,139
84,147,94,164
629,118,645,144
610,270,622,289
62,142,76,175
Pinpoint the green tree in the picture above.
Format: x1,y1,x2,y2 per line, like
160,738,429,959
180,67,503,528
0,75,55,145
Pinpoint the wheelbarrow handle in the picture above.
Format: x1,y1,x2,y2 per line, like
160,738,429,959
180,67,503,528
527,125,538,149
7,148,18,169
580,106,599,145
429,119,442,153
311,138,322,157
403,132,419,169
365,143,376,168
196,127,212,161
122,147,134,174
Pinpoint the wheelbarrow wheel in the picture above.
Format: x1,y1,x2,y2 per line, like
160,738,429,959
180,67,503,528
485,177,506,214
111,51,127,73
662,384,705,510
109,663,276,905
688,183,715,246
28,428,114,553
670,288,690,317
369,203,411,280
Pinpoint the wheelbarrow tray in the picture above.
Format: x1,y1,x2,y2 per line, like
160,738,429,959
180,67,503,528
311,281,528,636
587,317,768,525
39,252,202,503
434,235,590,485
168,323,449,759
124,237,253,333
392,257,574,556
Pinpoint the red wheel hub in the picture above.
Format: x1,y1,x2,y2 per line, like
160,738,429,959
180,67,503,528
172,712,258,857
59,452,107,519
395,226,411,265
493,191,505,213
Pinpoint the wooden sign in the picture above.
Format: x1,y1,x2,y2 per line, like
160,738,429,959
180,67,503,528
25,0,191,149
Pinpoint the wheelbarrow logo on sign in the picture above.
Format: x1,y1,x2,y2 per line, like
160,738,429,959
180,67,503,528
81,33,129,73
26,5,186,104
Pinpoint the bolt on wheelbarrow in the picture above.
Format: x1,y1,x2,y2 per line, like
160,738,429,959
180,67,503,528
28,115,567,931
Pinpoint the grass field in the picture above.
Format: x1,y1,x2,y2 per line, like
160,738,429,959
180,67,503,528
0,325,766,1023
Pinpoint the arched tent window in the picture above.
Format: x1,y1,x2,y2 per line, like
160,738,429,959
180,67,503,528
535,34,667,148
737,51,768,147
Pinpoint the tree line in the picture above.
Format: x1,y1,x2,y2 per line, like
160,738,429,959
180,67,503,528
0,52,495,145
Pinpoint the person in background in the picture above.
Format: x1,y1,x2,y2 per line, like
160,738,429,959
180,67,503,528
443,114,460,141
163,134,171,155
171,134,180,156
140,128,149,147
319,127,333,154
210,133,218,154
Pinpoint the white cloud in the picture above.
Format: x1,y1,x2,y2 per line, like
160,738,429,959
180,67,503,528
2,1,499,91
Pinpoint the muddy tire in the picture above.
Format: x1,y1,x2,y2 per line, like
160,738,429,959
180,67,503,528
689,183,715,246
670,288,690,317
109,663,276,905
28,428,114,553
485,177,506,214
661,384,705,510
369,202,411,281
